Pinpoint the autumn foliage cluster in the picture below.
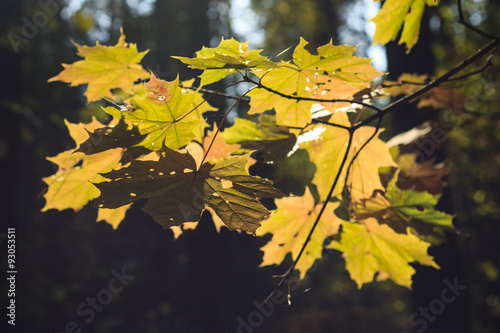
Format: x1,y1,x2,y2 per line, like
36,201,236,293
44,0,495,290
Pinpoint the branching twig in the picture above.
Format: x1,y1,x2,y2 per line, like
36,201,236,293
244,75,383,113
355,37,500,129
261,126,354,305
457,0,498,40
258,3,500,308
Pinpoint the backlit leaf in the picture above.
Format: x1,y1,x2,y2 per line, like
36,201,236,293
97,204,132,229
174,38,276,86
257,188,343,279
247,38,382,127
48,29,149,102
104,74,205,150
371,0,440,52
221,114,296,161
330,218,439,288
42,118,124,211
301,111,396,201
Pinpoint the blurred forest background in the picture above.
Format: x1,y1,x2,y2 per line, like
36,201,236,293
1,0,499,332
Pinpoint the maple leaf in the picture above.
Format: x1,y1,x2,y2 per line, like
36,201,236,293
174,38,276,86
385,174,453,227
330,218,439,288
273,148,317,196
354,174,454,244
301,111,396,201
257,188,343,279
221,114,297,161
170,207,227,240
394,153,449,195
94,146,283,233
247,38,382,127
76,117,147,155
48,29,149,102
97,204,132,229
202,123,241,161
347,125,398,200
382,73,430,97
104,74,205,150
42,118,124,212
371,0,440,52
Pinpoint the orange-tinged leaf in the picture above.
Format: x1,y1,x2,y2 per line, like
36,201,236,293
49,29,149,102
203,123,241,161
248,38,382,127
257,188,343,279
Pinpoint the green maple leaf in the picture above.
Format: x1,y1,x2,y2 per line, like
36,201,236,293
330,218,439,288
104,74,205,150
48,29,149,102
355,173,454,228
257,188,343,279
247,38,382,127
221,114,297,161
174,38,276,86
94,146,283,233
42,118,124,212
371,0,440,52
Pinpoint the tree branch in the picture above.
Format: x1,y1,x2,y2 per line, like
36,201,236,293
355,37,500,129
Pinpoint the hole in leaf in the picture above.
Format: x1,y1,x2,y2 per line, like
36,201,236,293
221,179,233,189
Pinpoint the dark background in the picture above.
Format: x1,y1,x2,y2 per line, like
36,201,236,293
1,0,499,332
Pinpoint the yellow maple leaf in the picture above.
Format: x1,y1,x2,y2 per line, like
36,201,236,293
330,218,439,288
49,29,149,102
248,38,382,127
302,111,396,202
371,0,440,52
97,204,133,229
257,188,343,279
42,117,124,212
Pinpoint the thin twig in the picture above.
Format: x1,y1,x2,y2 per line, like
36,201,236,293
244,75,383,113
343,112,384,201
355,38,500,129
181,84,251,102
199,92,249,166
261,127,354,305
457,0,498,40
311,119,352,130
